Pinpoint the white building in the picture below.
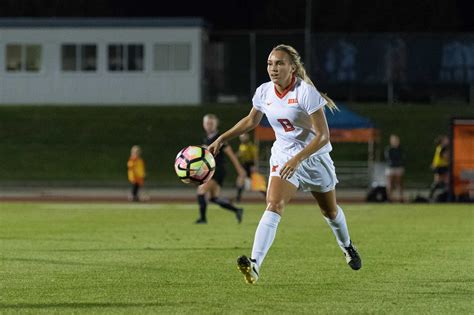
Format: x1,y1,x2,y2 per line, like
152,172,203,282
0,18,205,105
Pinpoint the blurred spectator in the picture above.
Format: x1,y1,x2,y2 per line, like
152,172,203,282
384,134,405,202
429,135,450,201
235,133,266,202
127,145,146,202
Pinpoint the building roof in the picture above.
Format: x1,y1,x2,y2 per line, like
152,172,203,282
0,17,206,28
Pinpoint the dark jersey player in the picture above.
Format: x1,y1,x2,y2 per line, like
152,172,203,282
195,114,246,224
204,132,227,187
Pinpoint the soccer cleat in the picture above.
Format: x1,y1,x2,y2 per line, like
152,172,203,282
341,241,362,270
236,208,244,224
195,218,207,224
237,255,259,284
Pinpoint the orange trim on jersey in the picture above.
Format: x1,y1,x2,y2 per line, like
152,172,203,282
274,75,296,99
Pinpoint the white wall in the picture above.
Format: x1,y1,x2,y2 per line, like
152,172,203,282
0,27,202,104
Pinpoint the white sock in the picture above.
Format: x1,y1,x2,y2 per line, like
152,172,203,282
324,206,351,248
251,210,281,267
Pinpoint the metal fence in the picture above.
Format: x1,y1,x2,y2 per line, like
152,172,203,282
204,31,474,104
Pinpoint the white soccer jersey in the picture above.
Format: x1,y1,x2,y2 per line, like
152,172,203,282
252,77,332,157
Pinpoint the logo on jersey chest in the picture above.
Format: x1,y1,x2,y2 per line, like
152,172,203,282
288,98,297,104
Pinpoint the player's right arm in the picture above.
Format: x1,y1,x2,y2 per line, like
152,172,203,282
208,108,263,156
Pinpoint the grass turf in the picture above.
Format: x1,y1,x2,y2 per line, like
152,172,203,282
0,202,472,314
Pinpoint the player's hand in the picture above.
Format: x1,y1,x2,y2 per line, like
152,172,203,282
236,175,245,187
207,139,223,156
237,168,247,180
280,157,301,180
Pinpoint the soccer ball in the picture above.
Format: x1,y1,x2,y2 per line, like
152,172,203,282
174,146,216,185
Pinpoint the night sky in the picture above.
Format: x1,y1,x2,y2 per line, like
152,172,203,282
0,0,473,32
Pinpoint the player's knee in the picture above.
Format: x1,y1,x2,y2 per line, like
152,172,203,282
320,205,337,219
266,199,285,214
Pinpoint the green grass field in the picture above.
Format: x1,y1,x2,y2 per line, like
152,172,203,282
1,202,472,314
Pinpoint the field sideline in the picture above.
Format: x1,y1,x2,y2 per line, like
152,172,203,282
1,202,472,314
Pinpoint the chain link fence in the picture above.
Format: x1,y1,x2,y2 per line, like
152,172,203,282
205,31,474,104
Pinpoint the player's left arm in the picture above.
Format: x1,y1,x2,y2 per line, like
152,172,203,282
280,109,330,180
223,145,247,179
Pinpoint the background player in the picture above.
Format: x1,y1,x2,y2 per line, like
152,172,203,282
127,145,146,202
429,134,450,201
195,114,246,224
208,44,361,284
235,133,266,202
384,134,405,202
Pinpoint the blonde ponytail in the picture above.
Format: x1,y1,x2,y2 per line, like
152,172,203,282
273,44,338,112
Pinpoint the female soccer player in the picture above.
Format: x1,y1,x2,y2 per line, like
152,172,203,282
195,114,246,224
207,44,362,284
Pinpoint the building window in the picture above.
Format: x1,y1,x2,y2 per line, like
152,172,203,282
6,44,22,71
154,44,171,71
174,44,191,70
25,45,42,71
108,44,124,71
154,43,191,71
127,44,144,71
6,44,42,72
61,44,97,72
108,44,144,72
81,45,97,71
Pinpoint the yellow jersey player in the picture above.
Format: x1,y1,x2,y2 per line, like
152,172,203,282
127,145,145,202
235,133,266,202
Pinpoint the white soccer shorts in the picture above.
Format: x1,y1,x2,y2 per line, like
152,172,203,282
269,151,339,193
